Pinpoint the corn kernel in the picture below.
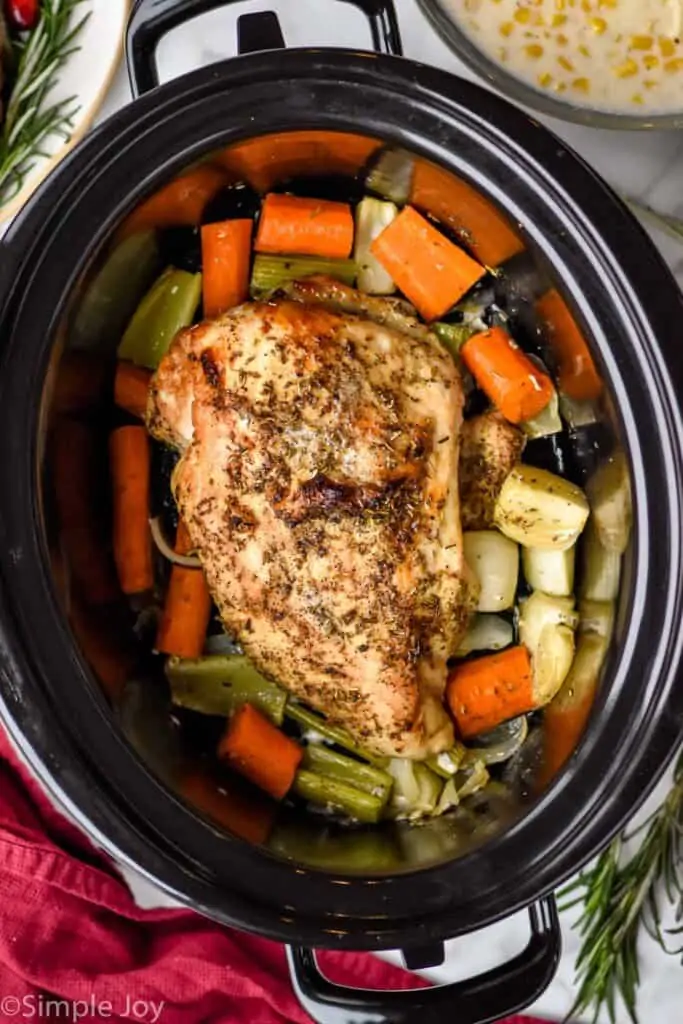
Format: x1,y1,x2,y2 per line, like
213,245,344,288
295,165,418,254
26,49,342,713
644,79,656,88
614,58,638,77
538,71,553,87
598,0,617,7
660,37,676,57
514,7,531,23
664,57,683,72
552,13,567,25
525,43,544,57
555,0,565,8
558,55,574,70
557,32,569,44
533,13,546,25
643,54,660,69
631,93,644,104
500,21,514,36
580,0,592,11
630,35,653,50
556,82,567,92
579,44,591,57
590,17,607,34
572,77,590,92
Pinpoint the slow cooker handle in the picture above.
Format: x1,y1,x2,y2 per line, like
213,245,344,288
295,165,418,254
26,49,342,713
286,896,561,1024
126,0,403,97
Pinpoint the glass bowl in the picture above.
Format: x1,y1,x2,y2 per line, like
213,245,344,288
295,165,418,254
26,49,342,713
417,0,683,130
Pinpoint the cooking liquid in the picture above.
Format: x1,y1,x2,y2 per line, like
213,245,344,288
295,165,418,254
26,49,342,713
452,0,683,113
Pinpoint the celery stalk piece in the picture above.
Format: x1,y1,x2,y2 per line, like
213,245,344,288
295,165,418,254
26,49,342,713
166,654,287,725
293,770,385,823
118,267,202,369
250,254,356,297
72,230,160,351
302,744,394,800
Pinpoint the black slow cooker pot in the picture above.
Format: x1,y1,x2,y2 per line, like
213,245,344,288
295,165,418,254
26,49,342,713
0,2,682,1022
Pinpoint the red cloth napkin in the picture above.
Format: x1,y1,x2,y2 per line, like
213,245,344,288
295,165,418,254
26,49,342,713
0,728,550,1024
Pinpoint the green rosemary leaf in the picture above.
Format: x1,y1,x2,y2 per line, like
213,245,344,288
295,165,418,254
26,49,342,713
0,0,90,207
561,749,683,1024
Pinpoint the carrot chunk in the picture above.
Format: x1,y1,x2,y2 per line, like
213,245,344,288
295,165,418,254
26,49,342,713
155,521,211,659
446,645,535,739
461,326,555,424
201,218,253,317
255,193,354,259
109,426,154,594
218,703,303,800
69,598,136,702
181,771,275,844
114,362,152,420
411,162,525,268
537,634,605,787
370,205,485,321
54,352,107,414
52,418,119,605
541,694,595,787
218,132,380,192
118,165,226,239
536,289,603,402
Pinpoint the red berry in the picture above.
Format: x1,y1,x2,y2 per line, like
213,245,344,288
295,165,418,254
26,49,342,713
5,0,39,31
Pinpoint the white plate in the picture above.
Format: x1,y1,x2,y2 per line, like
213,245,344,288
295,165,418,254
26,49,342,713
0,0,129,224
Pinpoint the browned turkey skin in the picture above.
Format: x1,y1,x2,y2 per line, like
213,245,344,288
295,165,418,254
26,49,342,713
148,281,480,758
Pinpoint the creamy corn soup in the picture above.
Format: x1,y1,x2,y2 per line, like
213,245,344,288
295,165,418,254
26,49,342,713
453,0,683,113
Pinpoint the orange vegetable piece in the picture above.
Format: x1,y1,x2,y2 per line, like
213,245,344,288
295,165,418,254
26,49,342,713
447,645,535,739
109,426,154,594
370,205,486,321
114,362,152,420
411,161,524,268
201,218,253,317
155,521,212,659
536,289,602,402
540,691,596,788
181,772,275,845
255,193,354,259
52,419,120,606
54,352,107,414
537,638,602,789
218,703,303,801
461,326,555,423
117,164,226,239
217,131,380,193
69,598,137,702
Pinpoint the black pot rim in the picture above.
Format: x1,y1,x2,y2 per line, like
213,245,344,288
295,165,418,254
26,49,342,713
0,49,682,949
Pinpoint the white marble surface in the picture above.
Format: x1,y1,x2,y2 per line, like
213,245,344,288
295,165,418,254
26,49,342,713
7,1,683,1021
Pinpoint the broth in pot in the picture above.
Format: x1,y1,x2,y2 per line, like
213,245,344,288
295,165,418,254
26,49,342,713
45,131,632,870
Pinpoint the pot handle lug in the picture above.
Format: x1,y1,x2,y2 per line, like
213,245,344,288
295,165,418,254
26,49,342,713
126,0,403,98
286,896,561,1024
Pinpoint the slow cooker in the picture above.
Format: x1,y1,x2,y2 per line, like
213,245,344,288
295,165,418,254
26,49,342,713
0,2,682,1022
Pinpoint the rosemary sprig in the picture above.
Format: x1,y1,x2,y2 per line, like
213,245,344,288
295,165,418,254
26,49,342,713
560,748,683,1024
0,0,90,206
